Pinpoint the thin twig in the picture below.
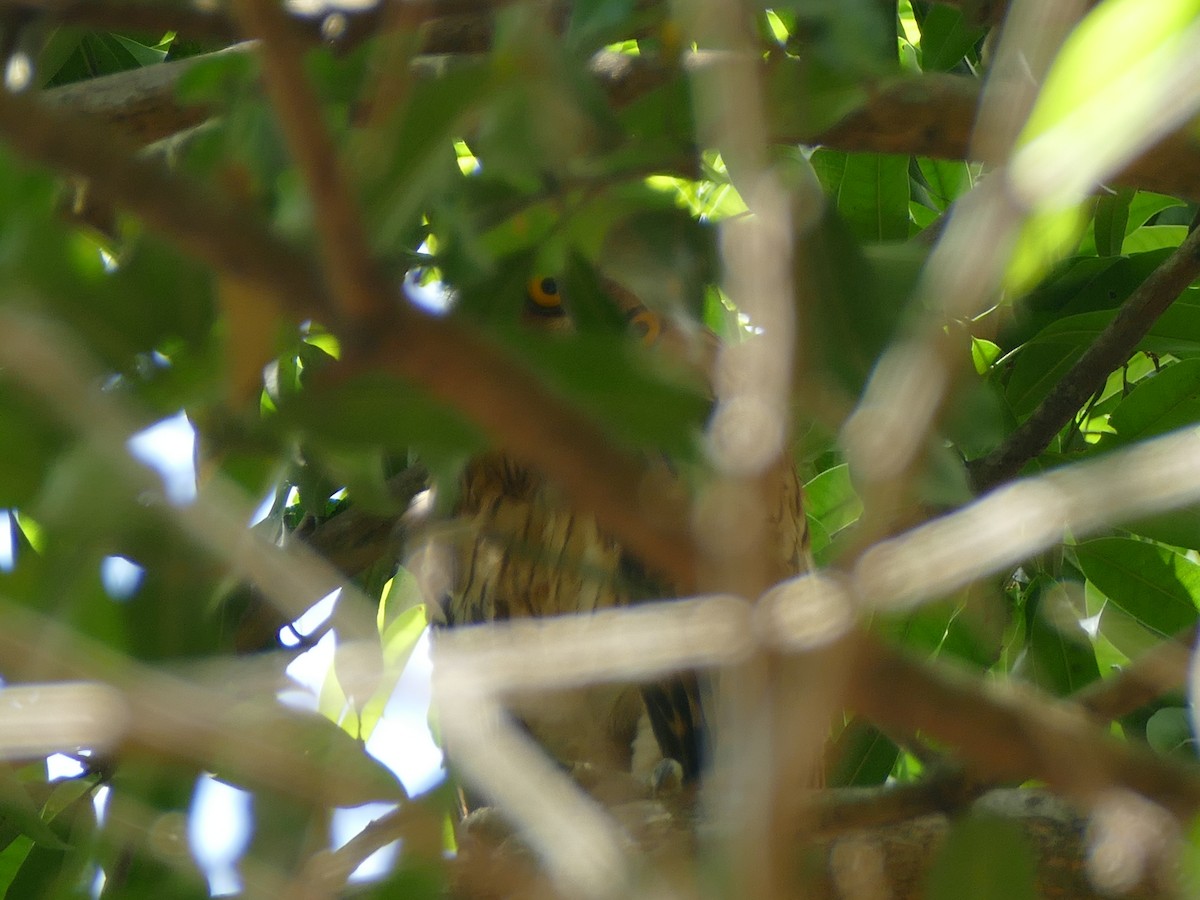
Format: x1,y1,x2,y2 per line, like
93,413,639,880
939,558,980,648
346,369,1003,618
969,223,1200,491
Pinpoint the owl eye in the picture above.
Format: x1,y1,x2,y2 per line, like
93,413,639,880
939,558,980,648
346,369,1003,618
527,276,561,309
629,308,662,346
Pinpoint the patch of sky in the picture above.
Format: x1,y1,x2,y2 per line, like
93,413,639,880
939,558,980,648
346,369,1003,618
127,411,196,505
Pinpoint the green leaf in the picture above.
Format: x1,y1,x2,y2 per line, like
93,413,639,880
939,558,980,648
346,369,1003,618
1093,187,1134,256
918,157,975,209
827,719,899,787
173,47,258,105
1075,538,1200,637
810,150,910,241
278,375,485,462
358,597,429,739
803,464,862,536
495,329,711,458
1104,358,1200,445
1080,191,1184,255
779,0,897,76
567,0,637,51
1124,191,1188,233
1015,0,1200,207
1004,204,1090,295
0,383,68,507
1123,224,1187,254
804,219,924,395
1147,707,1197,758
766,55,868,142
1017,578,1100,696
0,774,96,899
0,768,68,852
363,62,495,252
1004,298,1200,418
109,33,170,67
1181,816,1200,896
1010,250,1170,347
971,338,1001,374
926,815,1037,900
359,858,447,900
1120,505,1200,551
917,5,986,71
880,592,1002,670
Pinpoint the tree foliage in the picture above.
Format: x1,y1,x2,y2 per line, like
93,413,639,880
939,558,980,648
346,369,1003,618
1,0,1200,897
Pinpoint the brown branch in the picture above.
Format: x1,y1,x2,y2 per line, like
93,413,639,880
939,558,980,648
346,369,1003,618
456,787,1167,899
968,222,1200,492
1074,625,1197,723
231,0,391,324
847,630,1200,824
815,624,1198,841
39,46,227,144
808,789,1165,900
812,72,1200,201
813,771,986,835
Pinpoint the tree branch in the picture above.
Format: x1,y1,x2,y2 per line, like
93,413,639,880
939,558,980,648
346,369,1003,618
846,630,1200,824
968,223,1200,492
1074,625,1196,722
817,624,1198,839
231,0,393,324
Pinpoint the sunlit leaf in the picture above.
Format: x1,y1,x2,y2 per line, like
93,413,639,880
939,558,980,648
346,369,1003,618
1104,358,1200,445
804,464,862,536
1014,0,1200,206
1076,537,1200,637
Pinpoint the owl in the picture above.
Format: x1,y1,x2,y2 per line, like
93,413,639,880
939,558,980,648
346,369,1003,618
441,275,807,794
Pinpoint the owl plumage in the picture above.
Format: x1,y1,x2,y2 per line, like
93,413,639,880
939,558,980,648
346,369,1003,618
441,275,806,789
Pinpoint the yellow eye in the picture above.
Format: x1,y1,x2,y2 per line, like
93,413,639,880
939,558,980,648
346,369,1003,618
527,276,561,309
629,308,662,346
